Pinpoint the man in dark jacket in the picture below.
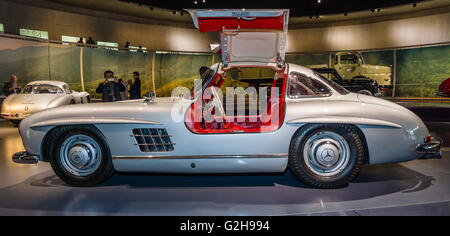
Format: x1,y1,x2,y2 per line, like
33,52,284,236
129,71,141,99
96,70,125,102
3,75,21,96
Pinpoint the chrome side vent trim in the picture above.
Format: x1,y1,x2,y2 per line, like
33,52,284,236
132,128,174,152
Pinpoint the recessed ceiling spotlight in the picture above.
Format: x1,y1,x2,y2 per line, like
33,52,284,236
202,0,206,3
194,0,198,5
317,0,322,4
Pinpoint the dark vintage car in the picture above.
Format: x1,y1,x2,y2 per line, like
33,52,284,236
437,77,450,97
313,68,379,96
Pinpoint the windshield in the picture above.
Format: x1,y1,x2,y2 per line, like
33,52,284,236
21,84,63,94
340,54,359,65
315,73,350,95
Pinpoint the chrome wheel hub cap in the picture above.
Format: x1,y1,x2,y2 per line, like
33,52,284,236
303,131,350,177
60,134,101,176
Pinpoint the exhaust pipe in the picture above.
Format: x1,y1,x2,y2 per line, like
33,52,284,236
12,151,39,164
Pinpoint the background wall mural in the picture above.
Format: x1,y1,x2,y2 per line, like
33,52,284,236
0,36,448,98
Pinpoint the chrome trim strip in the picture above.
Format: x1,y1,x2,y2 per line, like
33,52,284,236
30,118,161,128
112,154,288,160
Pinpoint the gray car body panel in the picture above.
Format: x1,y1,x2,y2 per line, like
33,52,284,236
18,64,429,173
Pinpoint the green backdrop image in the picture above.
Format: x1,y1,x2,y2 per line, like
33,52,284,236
82,47,154,98
286,53,330,67
0,36,449,99
0,37,50,87
154,53,216,97
395,45,450,97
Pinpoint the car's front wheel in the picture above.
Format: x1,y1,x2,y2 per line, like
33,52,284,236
49,126,115,187
289,124,365,189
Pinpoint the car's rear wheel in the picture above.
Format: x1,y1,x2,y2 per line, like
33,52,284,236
49,126,115,187
289,124,365,189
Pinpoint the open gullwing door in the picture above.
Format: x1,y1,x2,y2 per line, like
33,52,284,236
187,9,290,69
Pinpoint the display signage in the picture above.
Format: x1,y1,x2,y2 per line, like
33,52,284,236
129,46,147,53
62,35,85,45
19,28,49,39
97,41,119,50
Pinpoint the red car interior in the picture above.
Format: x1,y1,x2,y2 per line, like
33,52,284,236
185,69,287,134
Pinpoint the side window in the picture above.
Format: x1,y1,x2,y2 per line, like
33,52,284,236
63,85,72,94
340,55,358,65
289,73,331,98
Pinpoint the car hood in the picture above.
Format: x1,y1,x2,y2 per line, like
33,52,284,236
364,64,391,74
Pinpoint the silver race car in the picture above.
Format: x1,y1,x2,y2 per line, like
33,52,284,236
1,81,90,125
12,10,442,189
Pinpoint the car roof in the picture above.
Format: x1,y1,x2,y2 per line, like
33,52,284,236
26,80,68,88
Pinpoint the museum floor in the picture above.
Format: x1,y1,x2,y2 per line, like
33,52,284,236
0,104,449,216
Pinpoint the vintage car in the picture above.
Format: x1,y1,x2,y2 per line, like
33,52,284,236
12,9,442,189
313,68,379,96
308,52,392,88
436,77,450,97
1,81,90,125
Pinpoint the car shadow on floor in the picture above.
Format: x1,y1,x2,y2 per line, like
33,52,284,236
0,163,436,215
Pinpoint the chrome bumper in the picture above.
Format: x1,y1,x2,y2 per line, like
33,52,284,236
416,138,443,159
12,151,39,164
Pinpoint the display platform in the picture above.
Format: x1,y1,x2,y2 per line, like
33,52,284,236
0,104,449,216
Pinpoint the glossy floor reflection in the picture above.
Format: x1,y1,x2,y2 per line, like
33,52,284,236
0,118,449,216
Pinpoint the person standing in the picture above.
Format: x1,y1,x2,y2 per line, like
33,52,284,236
129,72,142,99
96,71,125,102
3,75,22,96
119,78,128,100
86,37,96,48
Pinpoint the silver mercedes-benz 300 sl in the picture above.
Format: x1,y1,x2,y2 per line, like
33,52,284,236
12,9,442,188
1,80,90,125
